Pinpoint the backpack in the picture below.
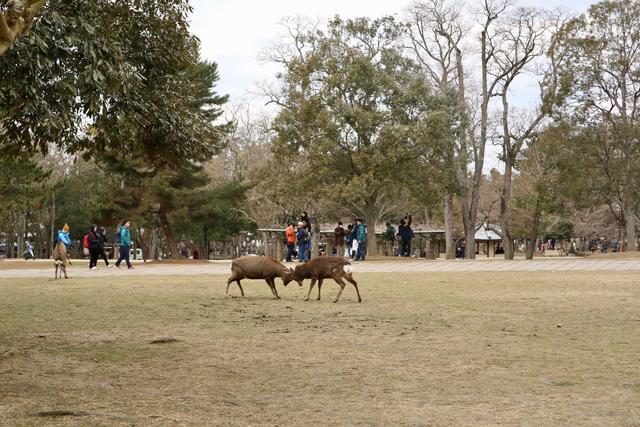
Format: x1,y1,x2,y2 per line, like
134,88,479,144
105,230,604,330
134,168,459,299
114,227,122,244
83,234,89,249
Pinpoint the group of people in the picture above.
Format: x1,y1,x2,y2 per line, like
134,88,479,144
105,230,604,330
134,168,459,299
588,237,620,254
284,212,314,262
283,212,415,262
333,218,368,261
382,214,415,257
55,220,134,269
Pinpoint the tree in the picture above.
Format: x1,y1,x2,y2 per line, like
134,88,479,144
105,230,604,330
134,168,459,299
111,59,230,259
0,0,46,55
267,16,447,254
406,0,468,259
554,0,640,250
1,0,210,159
510,124,567,259
0,155,50,257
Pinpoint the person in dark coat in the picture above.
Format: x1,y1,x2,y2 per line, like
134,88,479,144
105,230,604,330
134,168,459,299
97,227,111,267
87,225,100,269
398,214,414,257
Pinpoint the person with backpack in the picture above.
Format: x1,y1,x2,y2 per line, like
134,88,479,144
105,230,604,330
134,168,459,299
86,225,100,269
383,222,395,256
296,221,310,262
285,223,296,262
115,220,134,269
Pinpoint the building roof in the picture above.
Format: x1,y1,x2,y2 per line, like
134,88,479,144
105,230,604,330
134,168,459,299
475,223,502,241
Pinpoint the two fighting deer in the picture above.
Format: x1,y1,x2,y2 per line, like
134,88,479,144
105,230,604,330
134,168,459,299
227,256,361,303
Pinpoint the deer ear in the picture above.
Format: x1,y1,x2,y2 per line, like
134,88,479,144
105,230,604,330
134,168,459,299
289,267,294,273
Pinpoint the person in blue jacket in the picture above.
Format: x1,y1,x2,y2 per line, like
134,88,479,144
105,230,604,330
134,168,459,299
354,218,367,261
115,220,134,269
57,223,72,249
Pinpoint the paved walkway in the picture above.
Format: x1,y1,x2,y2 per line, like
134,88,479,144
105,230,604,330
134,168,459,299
1,258,640,279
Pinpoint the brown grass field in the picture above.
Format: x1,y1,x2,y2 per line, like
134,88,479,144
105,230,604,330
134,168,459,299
1,271,639,425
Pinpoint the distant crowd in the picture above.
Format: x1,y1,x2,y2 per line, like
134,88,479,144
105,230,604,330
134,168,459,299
283,212,416,262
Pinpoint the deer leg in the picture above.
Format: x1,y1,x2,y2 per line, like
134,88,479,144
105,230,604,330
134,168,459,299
317,279,323,300
236,280,245,297
54,264,58,280
226,276,235,298
267,278,280,299
304,278,316,301
333,276,347,303
63,266,68,279
343,272,362,303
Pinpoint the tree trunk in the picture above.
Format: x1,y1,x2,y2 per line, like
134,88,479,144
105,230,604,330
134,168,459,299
365,213,378,257
149,228,159,260
137,226,152,262
461,190,479,259
499,153,515,259
50,193,55,258
159,211,180,260
444,193,455,259
17,213,26,258
624,204,637,251
310,209,320,258
525,198,543,260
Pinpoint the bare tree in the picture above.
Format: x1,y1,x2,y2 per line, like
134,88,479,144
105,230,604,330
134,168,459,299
491,8,567,258
406,0,467,259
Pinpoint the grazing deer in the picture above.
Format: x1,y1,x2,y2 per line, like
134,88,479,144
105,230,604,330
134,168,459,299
292,257,362,303
53,240,71,279
226,256,296,299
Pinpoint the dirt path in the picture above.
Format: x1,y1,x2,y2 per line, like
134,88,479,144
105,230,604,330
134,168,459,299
2,257,640,278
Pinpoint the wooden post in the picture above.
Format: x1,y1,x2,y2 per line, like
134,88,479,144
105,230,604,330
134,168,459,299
488,241,496,258
425,234,433,259
275,233,283,261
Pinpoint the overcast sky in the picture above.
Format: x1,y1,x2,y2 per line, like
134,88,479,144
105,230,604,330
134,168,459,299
190,0,596,108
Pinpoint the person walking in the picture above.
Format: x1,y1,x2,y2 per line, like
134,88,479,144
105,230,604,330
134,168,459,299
354,218,367,261
285,223,296,262
333,221,345,257
115,220,134,269
97,227,112,267
296,221,310,262
383,222,395,256
398,213,414,257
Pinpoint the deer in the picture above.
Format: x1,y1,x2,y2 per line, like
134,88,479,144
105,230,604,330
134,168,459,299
292,256,362,303
53,240,71,279
226,256,297,299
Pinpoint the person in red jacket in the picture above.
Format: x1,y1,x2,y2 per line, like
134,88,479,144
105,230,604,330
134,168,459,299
285,223,296,262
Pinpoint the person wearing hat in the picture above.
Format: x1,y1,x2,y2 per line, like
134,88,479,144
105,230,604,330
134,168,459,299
57,224,72,249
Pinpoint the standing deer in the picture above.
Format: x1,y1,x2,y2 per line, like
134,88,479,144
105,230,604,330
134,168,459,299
53,240,71,279
292,257,362,303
